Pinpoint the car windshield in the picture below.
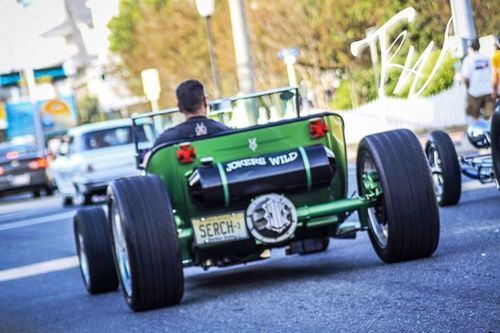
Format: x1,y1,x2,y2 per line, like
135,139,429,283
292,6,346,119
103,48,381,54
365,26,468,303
80,124,155,151
135,87,300,137
0,144,38,158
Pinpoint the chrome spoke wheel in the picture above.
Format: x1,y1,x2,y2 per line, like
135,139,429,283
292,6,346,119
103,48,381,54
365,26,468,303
111,202,132,297
427,144,444,201
362,154,388,248
78,234,90,286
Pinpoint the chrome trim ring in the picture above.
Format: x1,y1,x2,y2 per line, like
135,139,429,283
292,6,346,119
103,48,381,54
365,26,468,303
111,203,132,297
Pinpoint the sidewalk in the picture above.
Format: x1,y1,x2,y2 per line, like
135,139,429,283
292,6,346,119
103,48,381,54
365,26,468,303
345,126,473,162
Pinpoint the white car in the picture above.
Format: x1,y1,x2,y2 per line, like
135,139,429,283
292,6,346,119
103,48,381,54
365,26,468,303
51,119,155,205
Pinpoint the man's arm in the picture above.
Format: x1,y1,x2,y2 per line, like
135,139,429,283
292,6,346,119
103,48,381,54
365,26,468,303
493,71,498,99
463,77,470,89
493,61,499,99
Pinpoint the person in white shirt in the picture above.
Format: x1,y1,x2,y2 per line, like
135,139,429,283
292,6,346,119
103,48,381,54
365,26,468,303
461,39,494,119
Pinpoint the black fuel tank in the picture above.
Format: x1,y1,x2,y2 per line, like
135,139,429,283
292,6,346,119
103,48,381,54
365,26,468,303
188,144,335,207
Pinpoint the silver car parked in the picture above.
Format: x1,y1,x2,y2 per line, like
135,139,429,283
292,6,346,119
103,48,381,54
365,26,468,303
50,119,155,205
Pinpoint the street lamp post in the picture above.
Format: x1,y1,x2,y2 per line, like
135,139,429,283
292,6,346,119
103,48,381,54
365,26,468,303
23,66,45,154
141,68,162,131
366,27,380,93
278,48,299,87
228,0,255,94
195,0,222,98
449,0,477,57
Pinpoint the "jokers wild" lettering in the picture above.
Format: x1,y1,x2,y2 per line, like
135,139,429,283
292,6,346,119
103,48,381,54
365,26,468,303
225,152,299,172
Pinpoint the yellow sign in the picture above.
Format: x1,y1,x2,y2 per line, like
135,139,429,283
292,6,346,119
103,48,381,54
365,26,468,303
42,99,71,117
0,103,6,130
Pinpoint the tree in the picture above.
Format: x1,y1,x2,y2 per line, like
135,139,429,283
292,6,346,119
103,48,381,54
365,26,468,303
108,0,498,110
108,0,237,109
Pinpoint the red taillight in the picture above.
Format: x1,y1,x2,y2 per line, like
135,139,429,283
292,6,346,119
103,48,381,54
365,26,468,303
0,166,4,176
6,151,19,160
309,118,329,139
177,143,196,164
28,158,48,170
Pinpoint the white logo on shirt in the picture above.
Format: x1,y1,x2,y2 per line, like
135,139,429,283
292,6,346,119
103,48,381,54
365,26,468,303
248,138,257,152
195,122,207,136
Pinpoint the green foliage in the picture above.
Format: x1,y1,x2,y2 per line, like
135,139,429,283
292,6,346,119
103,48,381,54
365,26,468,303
331,80,353,110
383,50,455,98
107,0,497,109
108,0,237,108
108,0,140,55
419,53,455,96
332,50,455,110
77,95,105,125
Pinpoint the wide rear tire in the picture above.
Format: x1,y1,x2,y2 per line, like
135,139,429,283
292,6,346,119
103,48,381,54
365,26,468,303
108,175,184,312
73,207,118,294
425,130,461,206
357,129,440,263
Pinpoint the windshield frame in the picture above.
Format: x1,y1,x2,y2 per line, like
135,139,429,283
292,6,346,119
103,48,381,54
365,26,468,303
130,87,301,170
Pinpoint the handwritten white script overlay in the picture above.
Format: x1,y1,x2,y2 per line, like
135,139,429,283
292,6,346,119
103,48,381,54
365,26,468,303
350,7,453,98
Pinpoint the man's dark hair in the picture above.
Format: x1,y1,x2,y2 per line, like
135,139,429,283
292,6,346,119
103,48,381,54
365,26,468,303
468,39,480,51
176,80,205,112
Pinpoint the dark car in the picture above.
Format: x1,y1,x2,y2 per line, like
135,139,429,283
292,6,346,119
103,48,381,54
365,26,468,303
0,143,54,198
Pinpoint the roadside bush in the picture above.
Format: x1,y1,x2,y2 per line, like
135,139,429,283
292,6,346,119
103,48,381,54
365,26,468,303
77,95,105,125
332,50,455,110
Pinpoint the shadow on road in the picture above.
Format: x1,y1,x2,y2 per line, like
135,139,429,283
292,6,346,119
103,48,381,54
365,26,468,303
184,252,377,294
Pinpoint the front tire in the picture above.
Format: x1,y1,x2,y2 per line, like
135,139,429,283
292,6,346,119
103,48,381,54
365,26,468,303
491,108,500,186
63,196,73,206
73,207,118,294
78,192,92,205
45,186,54,196
108,175,184,311
425,130,461,206
357,129,440,263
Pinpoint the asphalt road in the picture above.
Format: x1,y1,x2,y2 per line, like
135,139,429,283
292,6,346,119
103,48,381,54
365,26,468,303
0,171,499,333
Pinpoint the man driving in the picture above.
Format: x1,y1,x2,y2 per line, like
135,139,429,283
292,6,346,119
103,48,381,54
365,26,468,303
153,80,230,147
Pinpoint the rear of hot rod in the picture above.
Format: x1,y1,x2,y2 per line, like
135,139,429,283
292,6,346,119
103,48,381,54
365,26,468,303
73,88,440,311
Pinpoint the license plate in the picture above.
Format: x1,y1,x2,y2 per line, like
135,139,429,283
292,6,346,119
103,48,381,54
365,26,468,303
11,174,30,186
192,212,248,245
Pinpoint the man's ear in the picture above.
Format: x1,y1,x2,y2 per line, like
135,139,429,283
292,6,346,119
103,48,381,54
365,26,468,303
203,97,208,108
178,103,186,116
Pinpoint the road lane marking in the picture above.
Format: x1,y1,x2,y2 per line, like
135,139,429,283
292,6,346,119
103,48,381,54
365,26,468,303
0,208,74,224
452,223,500,235
0,211,75,231
0,256,79,283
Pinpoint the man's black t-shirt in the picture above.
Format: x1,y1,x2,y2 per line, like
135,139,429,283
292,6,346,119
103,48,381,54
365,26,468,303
153,116,231,147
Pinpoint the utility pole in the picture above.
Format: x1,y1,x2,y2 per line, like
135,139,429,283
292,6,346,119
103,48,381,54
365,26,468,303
366,27,380,94
196,0,222,98
205,16,223,98
228,0,255,94
449,0,477,57
23,67,44,153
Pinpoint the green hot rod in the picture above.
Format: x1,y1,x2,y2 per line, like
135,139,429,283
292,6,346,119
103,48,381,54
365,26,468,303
73,87,440,311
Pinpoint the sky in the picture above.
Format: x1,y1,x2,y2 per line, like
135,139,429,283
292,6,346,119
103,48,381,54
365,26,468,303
0,0,68,72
